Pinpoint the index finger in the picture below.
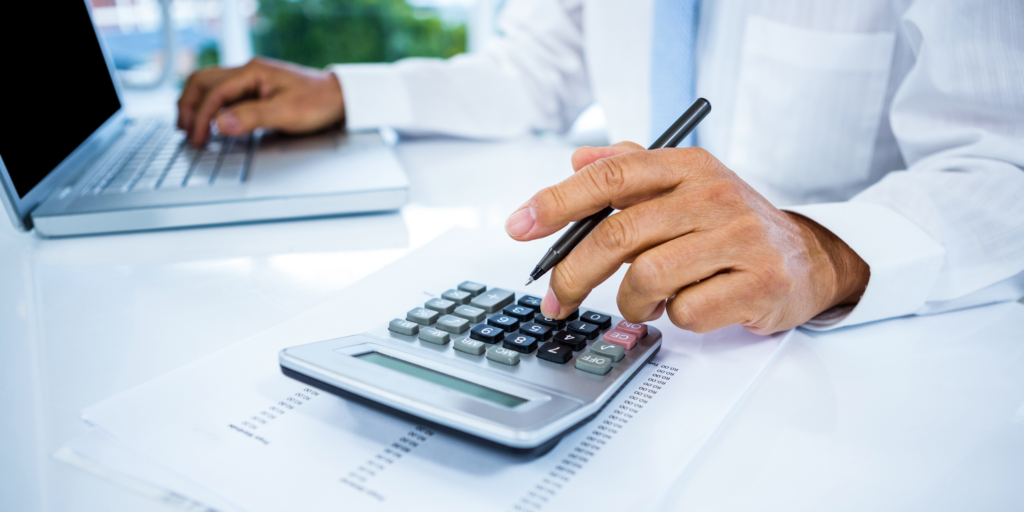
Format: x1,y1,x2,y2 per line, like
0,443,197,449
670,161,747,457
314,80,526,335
507,147,712,241
176,66,233,132
189,68,268,145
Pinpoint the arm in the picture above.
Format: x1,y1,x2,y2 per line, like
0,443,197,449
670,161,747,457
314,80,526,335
786,0,1024,328
335,0,591,138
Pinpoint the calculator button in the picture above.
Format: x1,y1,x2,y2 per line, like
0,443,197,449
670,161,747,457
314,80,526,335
407,308,439,326
425,298,456,314
436,314,470,334
453,305,486,323
458,281,487,297
602,330,637,350
470,324,504,344
565,309,580,321
441,289,472,305
615,320,648,339
388,318,420,336
486,345,521,366
419,327,451,345
553,330,587,351
567,320,600,340
470,288,515,313
534,314,566,330
537,342,572,364
580,311,612,329
590,342,625,362
517,295,543,308
576,353,613,375
518,322,552,341
487,314,520,333
503,304,535,321
453,337,486,355
503,333,538,353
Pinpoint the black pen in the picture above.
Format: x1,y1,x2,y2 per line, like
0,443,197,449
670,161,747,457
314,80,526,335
525,97,712,286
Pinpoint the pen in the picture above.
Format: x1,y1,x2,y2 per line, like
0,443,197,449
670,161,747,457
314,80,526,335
525,97,712,287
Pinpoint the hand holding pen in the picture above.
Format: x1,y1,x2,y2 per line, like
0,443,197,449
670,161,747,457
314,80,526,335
505,98,870,335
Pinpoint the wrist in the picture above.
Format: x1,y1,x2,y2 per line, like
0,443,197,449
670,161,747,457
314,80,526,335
788,212,870,311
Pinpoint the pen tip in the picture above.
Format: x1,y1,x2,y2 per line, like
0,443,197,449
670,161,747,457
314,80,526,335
525,278,534,287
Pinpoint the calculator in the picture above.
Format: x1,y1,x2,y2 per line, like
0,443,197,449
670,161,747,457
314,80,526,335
279,281,662,454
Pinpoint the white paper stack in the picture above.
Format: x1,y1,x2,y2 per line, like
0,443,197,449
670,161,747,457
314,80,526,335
56,228,790,512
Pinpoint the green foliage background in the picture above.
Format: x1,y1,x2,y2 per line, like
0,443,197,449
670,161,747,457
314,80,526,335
253,0,467,68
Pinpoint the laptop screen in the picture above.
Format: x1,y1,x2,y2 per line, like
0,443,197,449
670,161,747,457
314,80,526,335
0,2,122,198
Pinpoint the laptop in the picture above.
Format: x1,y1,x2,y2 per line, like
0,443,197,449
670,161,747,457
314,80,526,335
0,1,408,238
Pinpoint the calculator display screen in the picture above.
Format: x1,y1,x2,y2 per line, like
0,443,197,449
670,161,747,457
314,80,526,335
356,352,527,408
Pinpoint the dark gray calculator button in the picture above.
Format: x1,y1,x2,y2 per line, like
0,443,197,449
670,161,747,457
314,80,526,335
503,304,535,321
407,307,440,326
425,298,457,314
517,295,543,308
441,289,473,305
436,314,470,334
576,353,613,375
567,320,600,340
487,314,520,333
419,327,450,345
458,281,487,297
553,330,586,351
486,345,520,366
503,333,538,353
590,342,625,362
453,336,486,355
534,314,566,330
388,318,420,336
565,309,580,321
537,342,572,364
470,324,504,344
453,305,486,323
518,321,552,341
470,288,515,313
580,311,612,329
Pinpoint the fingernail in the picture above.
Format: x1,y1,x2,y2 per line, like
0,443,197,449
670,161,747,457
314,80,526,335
218,112,239,132
541,288,561,318
505,206,535,238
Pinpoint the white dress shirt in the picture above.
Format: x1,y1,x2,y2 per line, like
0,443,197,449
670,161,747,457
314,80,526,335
333,0,1024,329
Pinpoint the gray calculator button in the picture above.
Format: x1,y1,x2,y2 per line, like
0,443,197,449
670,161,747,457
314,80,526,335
458,281,487,297
441,289,473,305
388,318,419,336
470,288,515,313
425,298,457,314
407,307,440,325
486,345,521,366
576,353,613,375
419,327,451,345
453,337,486,355
453,305,486,323
436,314,470,334
590,342,625,362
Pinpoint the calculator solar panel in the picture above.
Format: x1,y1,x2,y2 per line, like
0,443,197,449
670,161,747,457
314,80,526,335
279,281,662,455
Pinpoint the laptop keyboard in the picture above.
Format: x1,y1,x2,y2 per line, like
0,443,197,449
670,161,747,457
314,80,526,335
86,119,254,195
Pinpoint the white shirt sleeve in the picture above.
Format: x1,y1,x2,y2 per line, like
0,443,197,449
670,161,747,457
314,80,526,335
787,0,1024,330
331,0,591,138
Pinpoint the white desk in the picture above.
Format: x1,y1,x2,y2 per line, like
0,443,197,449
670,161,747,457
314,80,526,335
2,133,1022,512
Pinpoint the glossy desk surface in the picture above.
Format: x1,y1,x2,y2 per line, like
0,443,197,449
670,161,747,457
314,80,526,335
2,110,1022,511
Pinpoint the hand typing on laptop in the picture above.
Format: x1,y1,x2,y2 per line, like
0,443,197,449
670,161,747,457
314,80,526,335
177,58,346,146
504,142,871,335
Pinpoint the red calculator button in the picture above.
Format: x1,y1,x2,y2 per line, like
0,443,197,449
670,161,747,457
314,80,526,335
602,330,637,350
615,320,648,339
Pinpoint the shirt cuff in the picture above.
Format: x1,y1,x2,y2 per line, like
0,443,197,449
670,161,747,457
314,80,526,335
783,202,945,330
330,64,414,130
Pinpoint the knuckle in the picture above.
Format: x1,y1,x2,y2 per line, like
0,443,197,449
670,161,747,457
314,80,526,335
587,157,628,197
551,261,585,300
537,185,570,216
597,213,638,254
667,297,703,332
697,179,744,206
626,253,662,298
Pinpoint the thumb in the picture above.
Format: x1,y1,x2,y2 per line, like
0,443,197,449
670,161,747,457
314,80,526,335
570,141,645,172
215,98,285,136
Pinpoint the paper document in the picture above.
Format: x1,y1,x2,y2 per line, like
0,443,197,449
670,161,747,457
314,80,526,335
72,228,788,512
